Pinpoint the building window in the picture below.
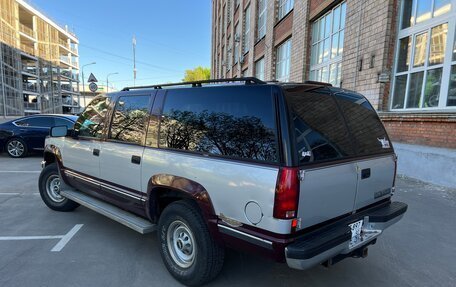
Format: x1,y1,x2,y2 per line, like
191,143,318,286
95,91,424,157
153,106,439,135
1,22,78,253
243,66,251,77
234,23,240,64
227,34,232,71
276,39,292,82
309,2,346,87
244,5,251,54
401,0,451,29
255,58,265,80
278,0,294,20
392,0,456,110
227,0,232,24
257,0,267,40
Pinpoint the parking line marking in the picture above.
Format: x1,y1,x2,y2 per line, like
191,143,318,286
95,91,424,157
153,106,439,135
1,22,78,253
0,193,21,195
51,224,83,252
0,171,41,173
0,235,63,240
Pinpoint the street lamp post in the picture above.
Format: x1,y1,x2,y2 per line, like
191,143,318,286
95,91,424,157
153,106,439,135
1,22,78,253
106,72,119,93
81,62,96,108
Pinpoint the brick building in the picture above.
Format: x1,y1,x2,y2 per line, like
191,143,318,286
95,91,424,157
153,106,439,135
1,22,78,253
211,0,456,188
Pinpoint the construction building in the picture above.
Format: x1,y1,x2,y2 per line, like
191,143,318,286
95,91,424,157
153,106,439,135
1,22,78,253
0,0,80,117
211,0,456,187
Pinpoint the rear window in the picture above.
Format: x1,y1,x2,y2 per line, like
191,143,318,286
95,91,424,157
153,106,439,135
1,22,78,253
284,87,355,164
159,86,279,163
333,91,392,155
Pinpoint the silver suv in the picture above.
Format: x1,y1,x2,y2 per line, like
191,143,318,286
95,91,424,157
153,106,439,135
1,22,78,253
39,78,407,286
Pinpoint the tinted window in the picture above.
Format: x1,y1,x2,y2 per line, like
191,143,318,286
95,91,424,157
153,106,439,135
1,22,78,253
333,91,393,155
159,86,278,163
55,118,75,129
284,87,355,164
109,95,150,145
74,96,110,138
15,117,55,128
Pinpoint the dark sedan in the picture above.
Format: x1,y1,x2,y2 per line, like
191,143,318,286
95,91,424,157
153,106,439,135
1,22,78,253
0,114,77,158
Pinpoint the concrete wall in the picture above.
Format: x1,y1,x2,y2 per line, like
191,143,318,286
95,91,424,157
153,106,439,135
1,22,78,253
0,117,18,124
394,142,456,188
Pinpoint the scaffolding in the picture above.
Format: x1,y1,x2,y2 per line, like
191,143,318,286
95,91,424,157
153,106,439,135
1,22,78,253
0,0,80,117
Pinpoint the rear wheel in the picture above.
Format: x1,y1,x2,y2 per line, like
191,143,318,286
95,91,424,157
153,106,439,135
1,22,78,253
39,163,79,212
158,201,224,286
6,138,27,158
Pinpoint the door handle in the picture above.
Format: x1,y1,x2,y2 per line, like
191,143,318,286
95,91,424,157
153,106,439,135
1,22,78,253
93,149,100,156
131,155,141,165
361,168,371,179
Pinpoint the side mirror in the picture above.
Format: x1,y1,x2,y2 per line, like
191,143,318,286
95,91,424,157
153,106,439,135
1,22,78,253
50,125,68,137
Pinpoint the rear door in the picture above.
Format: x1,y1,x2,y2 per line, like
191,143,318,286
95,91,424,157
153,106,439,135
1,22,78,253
284,87,359,229
333,91,395,210
98,93,153,211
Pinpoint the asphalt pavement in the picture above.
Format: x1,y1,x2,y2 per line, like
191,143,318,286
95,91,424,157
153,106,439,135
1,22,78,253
0,153,455,287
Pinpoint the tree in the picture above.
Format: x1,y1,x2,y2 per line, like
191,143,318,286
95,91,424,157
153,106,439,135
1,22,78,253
182,66,211,82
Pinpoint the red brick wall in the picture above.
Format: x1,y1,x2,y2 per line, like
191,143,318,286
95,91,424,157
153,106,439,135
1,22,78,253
309,0,340,19
380,113,456,149
274,11,293,46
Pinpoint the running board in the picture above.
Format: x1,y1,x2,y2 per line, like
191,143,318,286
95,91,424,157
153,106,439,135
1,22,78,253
60,189,156,234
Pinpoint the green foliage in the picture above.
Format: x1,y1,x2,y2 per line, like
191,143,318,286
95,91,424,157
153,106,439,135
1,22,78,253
182,66,211,82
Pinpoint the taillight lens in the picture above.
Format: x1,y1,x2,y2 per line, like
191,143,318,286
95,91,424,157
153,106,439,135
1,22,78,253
392,154,398,193
273,167,300,219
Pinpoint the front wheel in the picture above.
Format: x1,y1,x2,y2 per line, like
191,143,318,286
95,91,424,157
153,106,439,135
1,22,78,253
158,201,224,286
39,163,79,212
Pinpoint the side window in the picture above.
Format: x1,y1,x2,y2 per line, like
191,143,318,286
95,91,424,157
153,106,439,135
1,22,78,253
109,95,150,145
284,87,355,164
14,119,30,127
333,91,393,155
15,117,55,128
159,87,278,163
74,96,110,138
55,118,75,129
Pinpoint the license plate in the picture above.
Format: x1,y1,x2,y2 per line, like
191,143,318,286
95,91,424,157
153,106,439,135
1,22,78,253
348,219,363,249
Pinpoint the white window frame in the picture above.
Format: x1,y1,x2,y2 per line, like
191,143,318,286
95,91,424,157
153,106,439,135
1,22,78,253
257,0,267,40
255,57,265,80
391,0,456,111
309,2,346,87
244,5,251,54
278,0,294,21
275,38,292,82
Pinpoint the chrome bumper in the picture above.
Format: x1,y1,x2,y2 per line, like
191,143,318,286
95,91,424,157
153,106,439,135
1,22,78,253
285,201,407,270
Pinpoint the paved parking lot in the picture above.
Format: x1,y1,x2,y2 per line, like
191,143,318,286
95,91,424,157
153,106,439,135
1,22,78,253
0,153,455,287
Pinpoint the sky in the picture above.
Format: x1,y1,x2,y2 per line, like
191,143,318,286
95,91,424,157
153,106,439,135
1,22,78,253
29,0,212,90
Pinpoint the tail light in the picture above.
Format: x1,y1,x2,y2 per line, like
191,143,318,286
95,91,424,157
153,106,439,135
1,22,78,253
273,167,300,219
392,154,398,194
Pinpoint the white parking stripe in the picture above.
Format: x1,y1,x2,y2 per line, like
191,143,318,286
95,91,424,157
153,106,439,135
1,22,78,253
0,193,21,195
51,224,83,252
0,235,63,240
0,224,83,252
0,171,41,173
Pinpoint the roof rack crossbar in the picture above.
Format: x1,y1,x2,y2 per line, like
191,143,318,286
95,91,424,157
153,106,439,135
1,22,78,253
121,77,266,91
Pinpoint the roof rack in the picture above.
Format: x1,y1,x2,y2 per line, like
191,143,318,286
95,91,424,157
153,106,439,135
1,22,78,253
121,77,266,91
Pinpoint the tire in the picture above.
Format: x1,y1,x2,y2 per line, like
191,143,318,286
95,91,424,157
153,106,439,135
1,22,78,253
6,138,27,158
39,163,79,212
158,201,224,286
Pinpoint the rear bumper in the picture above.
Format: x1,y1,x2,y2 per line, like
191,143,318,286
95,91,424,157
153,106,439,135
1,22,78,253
285,201,407,270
